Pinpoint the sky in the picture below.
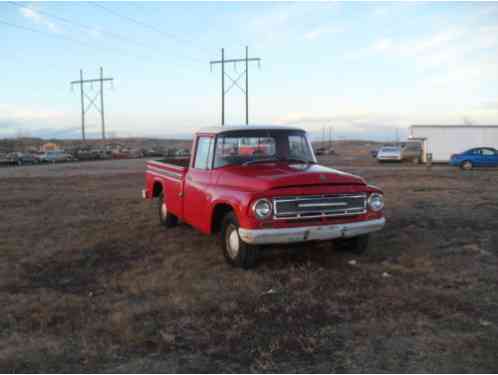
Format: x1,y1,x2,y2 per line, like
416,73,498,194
1,1,498,141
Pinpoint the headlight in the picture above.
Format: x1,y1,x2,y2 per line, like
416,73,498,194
368,193,384,212
252,198,272,220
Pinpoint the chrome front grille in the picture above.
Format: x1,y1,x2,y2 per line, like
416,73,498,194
273,194,367,220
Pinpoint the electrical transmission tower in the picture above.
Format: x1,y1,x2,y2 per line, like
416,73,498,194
70,67,114,141
210,47,261,126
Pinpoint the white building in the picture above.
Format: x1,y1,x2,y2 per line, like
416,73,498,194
409,125,498,163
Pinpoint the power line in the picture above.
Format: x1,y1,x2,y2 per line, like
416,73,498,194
3,3,211,74
8,2,162,52
88,1,206,64
0,18,199,74
0,18,93,48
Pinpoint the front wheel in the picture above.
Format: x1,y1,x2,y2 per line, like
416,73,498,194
461,160,473,170
158,193,178,228
220,212,258,269
334,234,369,254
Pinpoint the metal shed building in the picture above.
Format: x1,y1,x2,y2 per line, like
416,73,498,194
409,125,498,163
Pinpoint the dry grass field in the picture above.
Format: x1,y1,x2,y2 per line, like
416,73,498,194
1,150,497,372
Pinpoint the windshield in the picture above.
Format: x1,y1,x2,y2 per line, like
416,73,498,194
213,129,316,168
381,147,400,152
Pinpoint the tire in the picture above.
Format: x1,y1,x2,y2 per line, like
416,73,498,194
461,160,473,170
334,234,369,255
158,193,178,228
220,212,258,269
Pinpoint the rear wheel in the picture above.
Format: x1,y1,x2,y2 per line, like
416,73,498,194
158,193,178,228
334,234,369,254
221,212,258,269
461,160,473,170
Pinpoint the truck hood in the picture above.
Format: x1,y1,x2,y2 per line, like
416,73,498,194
217,163,366,192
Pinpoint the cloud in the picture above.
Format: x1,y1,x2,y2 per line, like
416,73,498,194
304,26,343,41
346,23,498,82
0,105,66,122
20,5,61,33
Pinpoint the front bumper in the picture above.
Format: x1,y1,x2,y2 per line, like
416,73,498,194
377,155,401,161
238,217,386,245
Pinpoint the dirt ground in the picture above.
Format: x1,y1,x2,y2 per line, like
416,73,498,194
1,152,497,373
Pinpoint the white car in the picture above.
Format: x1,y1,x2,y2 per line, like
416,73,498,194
376,146,402,162
37,150,74,163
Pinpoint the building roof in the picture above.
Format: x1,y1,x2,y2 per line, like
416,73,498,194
411,124,498,129
197,124,304,134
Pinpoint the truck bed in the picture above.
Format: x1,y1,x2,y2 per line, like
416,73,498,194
152,157,190,168
144,158,188,203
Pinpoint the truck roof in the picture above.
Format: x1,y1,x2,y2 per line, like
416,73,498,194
197,124,305,134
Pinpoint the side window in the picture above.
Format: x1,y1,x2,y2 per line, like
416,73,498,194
194,137,213,170
481,148,495,156
289,135,310,159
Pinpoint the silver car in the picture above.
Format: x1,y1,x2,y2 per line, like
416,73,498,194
377,146,402,162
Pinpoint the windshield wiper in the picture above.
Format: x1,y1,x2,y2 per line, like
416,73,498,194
242,157,280,166
283,158,316,164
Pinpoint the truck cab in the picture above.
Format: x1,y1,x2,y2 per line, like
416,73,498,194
143,125,385,268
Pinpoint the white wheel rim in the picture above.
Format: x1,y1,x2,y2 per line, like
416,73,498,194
226,225,240,259
161,201,167,218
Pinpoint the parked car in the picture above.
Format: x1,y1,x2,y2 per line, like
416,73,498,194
9,152,38,166
0,153,12,166
449,147,498,170
175,148,190,157
376,146,402,162
74,148,110,161
370,149,379,158
144,148,165,157
314,147,326,156
142,125,385,269
37,150,74,163
128,148,145,159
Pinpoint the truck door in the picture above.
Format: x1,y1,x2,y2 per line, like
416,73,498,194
183,135,214,233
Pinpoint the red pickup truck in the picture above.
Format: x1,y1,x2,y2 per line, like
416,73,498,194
143,126,385,268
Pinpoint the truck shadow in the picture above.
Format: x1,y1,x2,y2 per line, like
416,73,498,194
257,241,354,270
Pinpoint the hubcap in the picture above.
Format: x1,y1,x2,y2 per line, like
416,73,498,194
226,225,240,259
464,162,472,170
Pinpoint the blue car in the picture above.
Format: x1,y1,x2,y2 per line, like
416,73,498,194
449,147,498,170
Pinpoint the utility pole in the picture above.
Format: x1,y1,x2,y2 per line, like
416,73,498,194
79,69,85,141
100,67,106,140
328,126,333,149
71,67,114,141
221,48,225,126
210,47,261,126
245,46,249,125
